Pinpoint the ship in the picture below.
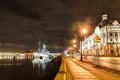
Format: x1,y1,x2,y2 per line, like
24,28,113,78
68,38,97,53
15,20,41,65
33,41,53,61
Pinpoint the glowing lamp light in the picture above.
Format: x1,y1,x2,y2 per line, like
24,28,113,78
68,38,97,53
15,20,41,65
72,39,76,43
73,44,77,48
82,29,87,34
69,47,72,50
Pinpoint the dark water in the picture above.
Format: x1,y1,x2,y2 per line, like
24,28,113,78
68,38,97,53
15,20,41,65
0,59,60,80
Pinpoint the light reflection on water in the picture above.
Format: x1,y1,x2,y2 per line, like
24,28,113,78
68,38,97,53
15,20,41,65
32,58,47,75
0,59,60,80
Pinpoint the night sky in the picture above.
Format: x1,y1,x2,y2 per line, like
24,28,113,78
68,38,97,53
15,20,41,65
0,0,120,52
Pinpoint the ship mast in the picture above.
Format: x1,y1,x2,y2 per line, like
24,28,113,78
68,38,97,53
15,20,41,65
38,41,41,52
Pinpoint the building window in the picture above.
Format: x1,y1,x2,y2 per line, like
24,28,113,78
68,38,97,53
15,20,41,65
110,33,112,36
110,39,112,41
115,33,118,41
115,33,118,36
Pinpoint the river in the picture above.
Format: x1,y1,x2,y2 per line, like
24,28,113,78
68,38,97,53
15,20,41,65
0,58,60,80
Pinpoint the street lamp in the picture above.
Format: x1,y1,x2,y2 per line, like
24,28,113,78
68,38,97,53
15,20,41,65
72,39,76,43
80,28,87,61
82,29,87,34
73,44,77,48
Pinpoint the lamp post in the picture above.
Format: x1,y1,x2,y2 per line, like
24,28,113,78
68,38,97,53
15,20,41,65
80,41,83,61
80,29,87,61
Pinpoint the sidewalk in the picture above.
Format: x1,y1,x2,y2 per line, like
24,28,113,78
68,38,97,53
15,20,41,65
64,57,100,80
55,57,120,80
71,58,120,80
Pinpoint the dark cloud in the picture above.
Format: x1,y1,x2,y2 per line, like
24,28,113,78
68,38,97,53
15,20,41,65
0,0,120,52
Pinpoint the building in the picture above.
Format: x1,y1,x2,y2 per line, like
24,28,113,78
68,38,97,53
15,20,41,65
82,14,120,56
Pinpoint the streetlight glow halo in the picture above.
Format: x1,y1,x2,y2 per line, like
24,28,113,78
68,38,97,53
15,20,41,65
82,29,87,34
